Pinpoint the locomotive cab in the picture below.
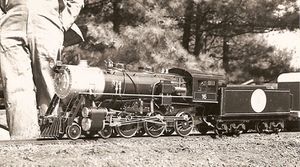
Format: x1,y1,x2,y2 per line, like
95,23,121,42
168,68,225,103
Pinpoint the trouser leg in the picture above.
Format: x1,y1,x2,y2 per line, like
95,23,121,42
0,38,40,139
28,16,64,116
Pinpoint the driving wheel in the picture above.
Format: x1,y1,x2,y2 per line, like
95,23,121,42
144,112,166,138
115,123,138,138
174,112,194,137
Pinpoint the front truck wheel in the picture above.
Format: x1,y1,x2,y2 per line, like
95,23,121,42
99,126,113,139
66,123,82,140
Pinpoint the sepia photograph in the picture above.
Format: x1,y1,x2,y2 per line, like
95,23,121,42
0,0,299,166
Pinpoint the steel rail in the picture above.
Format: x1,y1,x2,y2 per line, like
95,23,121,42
0,131,299,146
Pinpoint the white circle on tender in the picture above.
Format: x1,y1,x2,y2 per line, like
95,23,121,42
250,89,267,113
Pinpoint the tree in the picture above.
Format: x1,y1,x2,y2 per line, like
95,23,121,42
224,35,294,83
67,0,213,71
182,0,194,52
63,0,296,83
181,0,299,73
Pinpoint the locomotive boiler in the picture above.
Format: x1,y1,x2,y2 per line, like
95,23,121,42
39,60,298,140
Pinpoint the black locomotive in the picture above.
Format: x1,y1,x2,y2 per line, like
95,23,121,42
39,60,300,139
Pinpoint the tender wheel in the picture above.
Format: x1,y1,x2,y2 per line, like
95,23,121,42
66,123,81,140
229,123,241,136
270,121,284,134
99,126,113,139
214,123,227,137
233,130,242,137
144,112,166,138
174,112,194,137
214,128,224,137
235,123,246,136
115,123,138,138
164,127,175,136
255,122,268,134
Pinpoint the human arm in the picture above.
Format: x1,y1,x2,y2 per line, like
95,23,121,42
0,0,7,14
59,0,84,31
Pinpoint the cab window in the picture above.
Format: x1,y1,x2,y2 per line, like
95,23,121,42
198,80,207,91
207,80,216,92
198,80,216,92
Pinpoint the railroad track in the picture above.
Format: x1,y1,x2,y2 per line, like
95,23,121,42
0,129,204,145
0,131,204,145
0,138,78,146
0,130,299,146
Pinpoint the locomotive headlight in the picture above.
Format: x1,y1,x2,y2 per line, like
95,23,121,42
81,118,92,131
81,107,90,118
54,68,71,99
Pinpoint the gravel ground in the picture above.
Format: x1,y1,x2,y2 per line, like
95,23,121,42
0,111,300,166
0,132,299,167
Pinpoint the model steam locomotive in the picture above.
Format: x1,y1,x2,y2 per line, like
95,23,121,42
39,60,300,139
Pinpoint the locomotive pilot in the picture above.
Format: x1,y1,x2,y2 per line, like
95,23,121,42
0,0,84,139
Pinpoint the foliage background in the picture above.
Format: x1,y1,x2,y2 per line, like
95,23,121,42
63,0,299,83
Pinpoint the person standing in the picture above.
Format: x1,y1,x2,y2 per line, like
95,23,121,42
0,0,84,140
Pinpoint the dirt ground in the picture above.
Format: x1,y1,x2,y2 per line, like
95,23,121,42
0,131,299,166
0,111,300,166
